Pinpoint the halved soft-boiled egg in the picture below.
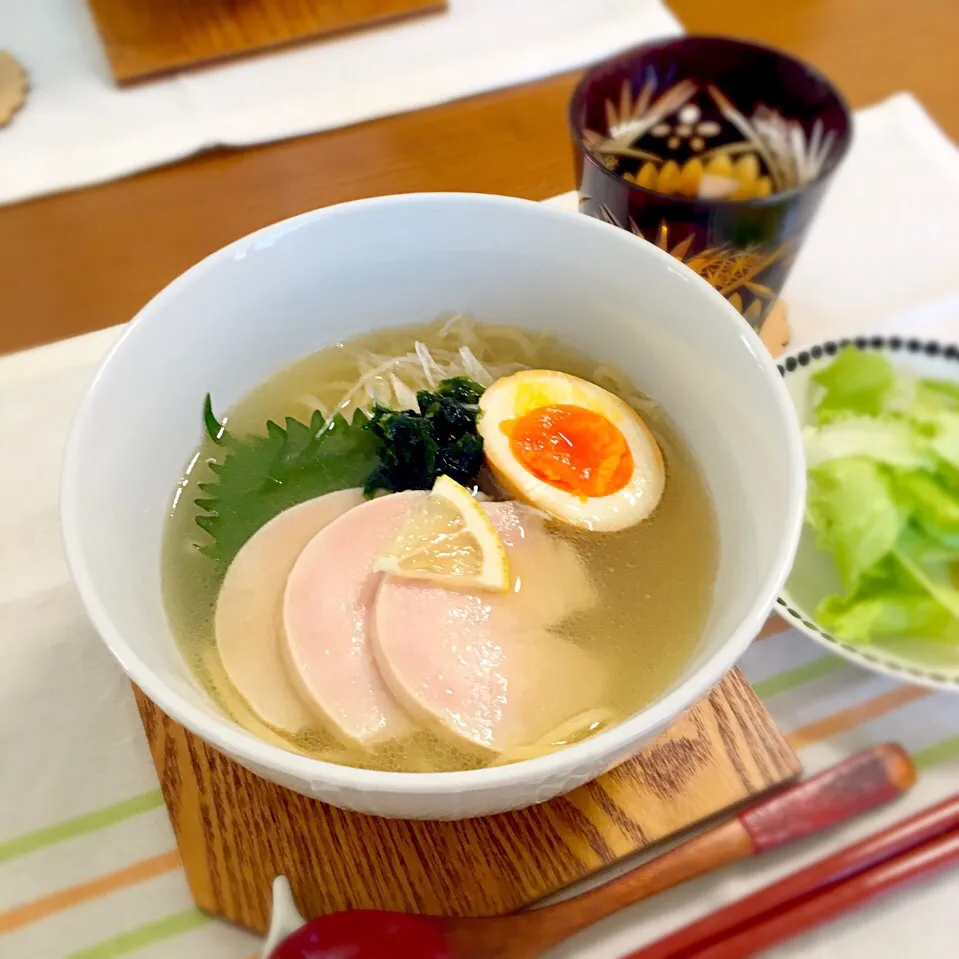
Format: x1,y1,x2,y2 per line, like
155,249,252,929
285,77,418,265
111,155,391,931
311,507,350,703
477,370,665,532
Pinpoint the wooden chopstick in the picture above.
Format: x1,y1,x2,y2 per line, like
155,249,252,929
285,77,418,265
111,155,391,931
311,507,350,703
624,793,959,959
689,827,959,958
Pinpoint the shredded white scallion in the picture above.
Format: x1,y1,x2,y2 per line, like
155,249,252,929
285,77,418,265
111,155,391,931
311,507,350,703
315,313,655,424
389,373,420,412
414,341,442,388
458,345,494,387
327,332,506,418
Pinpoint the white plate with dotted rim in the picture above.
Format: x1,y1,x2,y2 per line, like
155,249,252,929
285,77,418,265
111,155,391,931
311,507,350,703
777,334,959,692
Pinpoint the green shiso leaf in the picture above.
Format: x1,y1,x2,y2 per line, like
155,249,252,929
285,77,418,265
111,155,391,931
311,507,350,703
193,376,487,576
194,405,381,576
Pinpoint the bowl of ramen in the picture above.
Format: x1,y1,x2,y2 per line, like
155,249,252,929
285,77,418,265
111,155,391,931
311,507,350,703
62,193,804,819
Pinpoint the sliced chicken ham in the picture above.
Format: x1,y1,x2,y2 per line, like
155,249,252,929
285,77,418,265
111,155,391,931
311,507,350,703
488,502,596,626
282,491,423,747
373,502,603,756
214,489,363,734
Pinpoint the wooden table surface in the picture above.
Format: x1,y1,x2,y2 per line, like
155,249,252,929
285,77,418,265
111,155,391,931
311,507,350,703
0,0,956,356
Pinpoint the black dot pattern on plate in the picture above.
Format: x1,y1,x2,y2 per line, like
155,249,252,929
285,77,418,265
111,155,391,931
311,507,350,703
775,337,959,689
773,598,955,686
781,335,959,374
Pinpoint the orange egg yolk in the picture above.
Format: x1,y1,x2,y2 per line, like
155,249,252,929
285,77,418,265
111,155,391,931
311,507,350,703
502,404,634,498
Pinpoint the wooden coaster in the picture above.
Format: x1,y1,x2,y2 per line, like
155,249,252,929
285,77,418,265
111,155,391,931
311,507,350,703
760,299,792,359
0,52,27,128
86,0,448,85
134,668,799,934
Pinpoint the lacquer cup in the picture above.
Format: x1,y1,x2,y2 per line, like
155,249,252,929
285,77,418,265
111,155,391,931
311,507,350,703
570,36,851,341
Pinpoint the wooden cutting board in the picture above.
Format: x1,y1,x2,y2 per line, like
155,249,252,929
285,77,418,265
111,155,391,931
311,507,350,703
86,0,448,85
134,668,799,935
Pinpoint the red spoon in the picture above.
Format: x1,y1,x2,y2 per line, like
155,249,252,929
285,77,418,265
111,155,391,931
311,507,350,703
270,909,452,959
268,745,914,959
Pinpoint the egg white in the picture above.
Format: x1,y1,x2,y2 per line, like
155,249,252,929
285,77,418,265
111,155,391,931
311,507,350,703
477,370,665,532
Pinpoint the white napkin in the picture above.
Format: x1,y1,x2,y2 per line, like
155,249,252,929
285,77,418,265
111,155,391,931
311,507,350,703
783,92,959,346
3,94,959,959
0,0,679,206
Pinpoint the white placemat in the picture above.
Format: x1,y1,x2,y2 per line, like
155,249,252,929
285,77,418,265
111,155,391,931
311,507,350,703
3,93,959,959
0,0,680,207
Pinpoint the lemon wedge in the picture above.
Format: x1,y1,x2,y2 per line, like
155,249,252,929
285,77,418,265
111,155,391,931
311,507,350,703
374,476,510,592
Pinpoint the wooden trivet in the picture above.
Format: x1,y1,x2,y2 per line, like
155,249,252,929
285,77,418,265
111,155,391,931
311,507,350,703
0,52,27,128
134,668,799,934
760,299,792,359
86,0,448,85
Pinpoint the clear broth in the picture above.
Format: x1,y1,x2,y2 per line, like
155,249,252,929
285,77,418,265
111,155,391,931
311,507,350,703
162,320,719,772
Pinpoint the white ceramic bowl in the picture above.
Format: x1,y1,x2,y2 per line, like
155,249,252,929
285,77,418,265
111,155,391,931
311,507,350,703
62,193,805,819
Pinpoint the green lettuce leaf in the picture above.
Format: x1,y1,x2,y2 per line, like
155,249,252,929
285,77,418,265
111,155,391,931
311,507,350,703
816,591,952,644
802,349,959,644
891,527,959,619
910,378,959,423
922,410,959,474
806,457,905,593
802,417,933,470
890,469,959,544
815,546,958,643
811,346,895,423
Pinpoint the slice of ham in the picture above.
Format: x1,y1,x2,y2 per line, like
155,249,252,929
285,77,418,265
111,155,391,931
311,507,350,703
282,491,423,747
372,502,603,756
490,503,596,627
214,489,364,735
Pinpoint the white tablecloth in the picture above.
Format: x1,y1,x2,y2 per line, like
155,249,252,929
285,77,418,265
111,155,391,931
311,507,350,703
2,93,959,959
0,0,679,206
